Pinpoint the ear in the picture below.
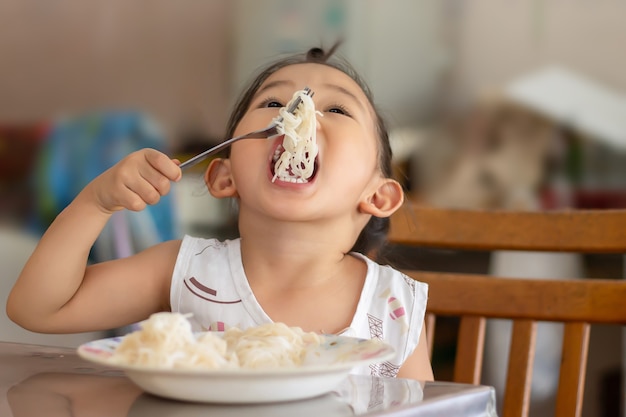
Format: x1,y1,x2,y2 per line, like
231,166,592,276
205,158,238,198
358,178,404,217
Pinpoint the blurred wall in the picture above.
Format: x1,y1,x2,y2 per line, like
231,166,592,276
448,1,626,106
2,1,626,138
0,0,232,141
231,0,450,127
0,0,453,141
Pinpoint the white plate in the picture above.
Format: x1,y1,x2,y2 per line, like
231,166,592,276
77,333,395,404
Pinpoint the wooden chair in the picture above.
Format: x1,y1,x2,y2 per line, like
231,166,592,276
386,204,626,417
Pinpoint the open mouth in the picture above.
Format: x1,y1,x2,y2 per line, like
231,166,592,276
270,143,318,183
267,88,319,184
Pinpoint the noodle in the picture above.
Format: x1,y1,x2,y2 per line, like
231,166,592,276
109,312,322,370
272,89,321,183
224,322,321,369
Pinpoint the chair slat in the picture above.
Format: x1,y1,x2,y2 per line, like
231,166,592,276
406,271,626,324
502,320,537,417
390,205,626,253
555,322,590,417
454,316,486,384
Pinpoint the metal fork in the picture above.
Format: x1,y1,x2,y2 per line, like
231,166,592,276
179,87,312,170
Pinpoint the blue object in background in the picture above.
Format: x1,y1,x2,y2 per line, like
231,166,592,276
32,111,179,263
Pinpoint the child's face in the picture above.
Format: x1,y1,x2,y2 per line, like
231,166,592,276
225,63,384,222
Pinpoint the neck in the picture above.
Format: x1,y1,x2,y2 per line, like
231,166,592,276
237,214,360,289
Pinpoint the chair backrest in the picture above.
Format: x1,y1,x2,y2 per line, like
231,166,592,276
386,204,626,417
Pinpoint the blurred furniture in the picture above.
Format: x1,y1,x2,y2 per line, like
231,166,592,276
387,204,626,417
33,111,178,263
0,123,48,223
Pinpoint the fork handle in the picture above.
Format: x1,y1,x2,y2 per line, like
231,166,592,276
179,128,276,170
179,137,237,170
180,87,309,170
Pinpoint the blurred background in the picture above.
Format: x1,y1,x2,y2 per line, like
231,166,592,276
0,1,624,416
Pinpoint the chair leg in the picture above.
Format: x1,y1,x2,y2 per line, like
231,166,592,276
454,316,486,384
502,319,537,417
426,313,436,359
555,322,590,417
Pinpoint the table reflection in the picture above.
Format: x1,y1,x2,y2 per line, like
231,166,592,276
8,372,142,417
8,371,424,417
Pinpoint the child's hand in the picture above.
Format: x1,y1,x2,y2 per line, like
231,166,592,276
85,148,182,214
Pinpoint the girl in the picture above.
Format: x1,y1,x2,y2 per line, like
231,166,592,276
7,47,433,380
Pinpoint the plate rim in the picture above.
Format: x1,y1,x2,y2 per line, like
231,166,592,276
77,333,396,377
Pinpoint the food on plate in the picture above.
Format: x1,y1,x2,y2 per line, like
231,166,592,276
272,89,320,183
109,312,323,370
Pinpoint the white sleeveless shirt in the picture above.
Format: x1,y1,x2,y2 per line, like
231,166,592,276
170,236,428,377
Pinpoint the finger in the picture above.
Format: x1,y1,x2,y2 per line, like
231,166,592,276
123,188,149,212
108,183,149,212
138,163,172,197
126,176,162,207
119,168,163,207
144,149,182,182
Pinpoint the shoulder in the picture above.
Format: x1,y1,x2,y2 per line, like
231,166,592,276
173,236,240,276
354,253,428,300
348,253,429,374
178,236,239,258
136,239,182,262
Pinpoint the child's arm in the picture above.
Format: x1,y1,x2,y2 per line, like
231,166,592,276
6,149,183,334
397,321,435,381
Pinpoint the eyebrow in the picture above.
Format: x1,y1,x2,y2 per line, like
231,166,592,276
255,80,295,97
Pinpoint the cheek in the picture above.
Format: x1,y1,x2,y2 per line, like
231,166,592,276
229,142,268,177
334,133,379,172
230,147,254,172
234,109,278,136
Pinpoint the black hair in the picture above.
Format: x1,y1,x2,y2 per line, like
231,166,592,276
223,44,395,255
